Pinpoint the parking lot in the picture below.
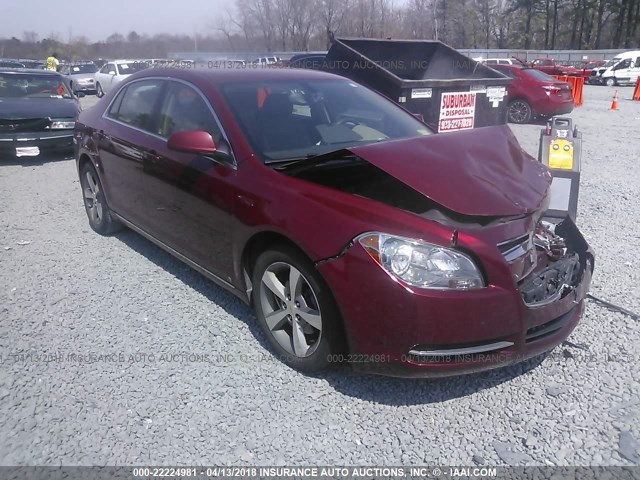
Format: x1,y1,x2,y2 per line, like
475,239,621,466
0,84,639,466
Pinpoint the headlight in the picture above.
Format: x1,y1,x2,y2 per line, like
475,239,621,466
358,233,485,290
48,119,76,129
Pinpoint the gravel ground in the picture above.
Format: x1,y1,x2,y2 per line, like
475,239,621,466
0,85,639,467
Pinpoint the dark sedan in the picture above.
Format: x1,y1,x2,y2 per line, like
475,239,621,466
491,64,574,123
74,68,593,377
0,68,81,158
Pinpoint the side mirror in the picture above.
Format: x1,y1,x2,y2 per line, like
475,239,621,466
167,130,231,162
108,71,116,75
76,91,86,98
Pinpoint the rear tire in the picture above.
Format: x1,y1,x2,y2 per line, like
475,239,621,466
508,99,533,124
252,246,343,373
96,83,104,98
79,162,123,235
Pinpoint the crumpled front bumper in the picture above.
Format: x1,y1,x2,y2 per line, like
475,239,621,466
316,217,594,377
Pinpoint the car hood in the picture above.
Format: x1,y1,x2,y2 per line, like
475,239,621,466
346,126,551,217
0,97,79,120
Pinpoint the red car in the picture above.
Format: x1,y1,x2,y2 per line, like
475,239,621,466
491,64,574,124
75,68,593,377
529,58,583,76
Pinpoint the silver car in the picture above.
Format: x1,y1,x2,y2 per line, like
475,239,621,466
60,63,99,94
94,60,149,97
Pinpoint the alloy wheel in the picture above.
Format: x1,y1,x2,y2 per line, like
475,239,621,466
259,262,323,358
509,100,532,124
83,170,103,225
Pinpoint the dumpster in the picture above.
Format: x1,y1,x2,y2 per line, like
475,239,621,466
319,37,511,132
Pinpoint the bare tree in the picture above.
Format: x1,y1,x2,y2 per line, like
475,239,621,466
318,0,351,47
289,0,316,50
22,31,39,43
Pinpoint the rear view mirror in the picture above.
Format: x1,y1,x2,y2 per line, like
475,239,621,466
167,130,231,163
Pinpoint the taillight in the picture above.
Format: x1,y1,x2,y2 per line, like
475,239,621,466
542,85,565,96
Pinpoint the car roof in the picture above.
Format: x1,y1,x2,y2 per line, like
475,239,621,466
105,59,140,64
0,68,63,75
131,67,345,84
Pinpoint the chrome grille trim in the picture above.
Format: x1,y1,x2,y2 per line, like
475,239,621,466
408,341,514,357
498,233,533,262
498,233,537,282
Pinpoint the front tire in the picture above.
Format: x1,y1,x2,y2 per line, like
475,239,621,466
508,99,533,124
96,82,104,98
252,247,343,373
79,162,123,235
605,77,616,87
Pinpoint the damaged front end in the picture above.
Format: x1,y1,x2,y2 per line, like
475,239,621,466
517,218,594,308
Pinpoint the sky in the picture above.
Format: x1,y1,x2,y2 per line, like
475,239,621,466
1,0,234,42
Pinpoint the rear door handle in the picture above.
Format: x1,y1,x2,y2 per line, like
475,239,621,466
143,150,160,162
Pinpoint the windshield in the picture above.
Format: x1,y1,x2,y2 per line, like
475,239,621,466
522,68,558,82
70,64,98,74
0,73,72,99
220,79,431,163
603,57,621,68
117,62,148,75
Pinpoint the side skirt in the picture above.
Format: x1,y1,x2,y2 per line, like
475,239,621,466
112,212,250,305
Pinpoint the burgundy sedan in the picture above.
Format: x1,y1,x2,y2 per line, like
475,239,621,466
491,64,574,124
74,68,593,377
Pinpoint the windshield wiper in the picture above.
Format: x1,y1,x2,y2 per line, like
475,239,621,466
274,150,361,175
266,153,318,167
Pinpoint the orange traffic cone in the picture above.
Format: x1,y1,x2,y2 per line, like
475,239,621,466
610,90,619,110
633,78,640,101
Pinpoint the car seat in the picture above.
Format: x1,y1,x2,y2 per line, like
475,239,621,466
257,92,318,153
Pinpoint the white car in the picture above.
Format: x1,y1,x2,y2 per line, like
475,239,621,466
60,62,99,94
251,56,281,67
94,60,148,97
481,58,518,65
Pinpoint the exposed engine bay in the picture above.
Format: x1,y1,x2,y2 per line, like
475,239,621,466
280,158,507,226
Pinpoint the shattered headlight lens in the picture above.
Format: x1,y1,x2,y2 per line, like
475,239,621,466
358,233,485,290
